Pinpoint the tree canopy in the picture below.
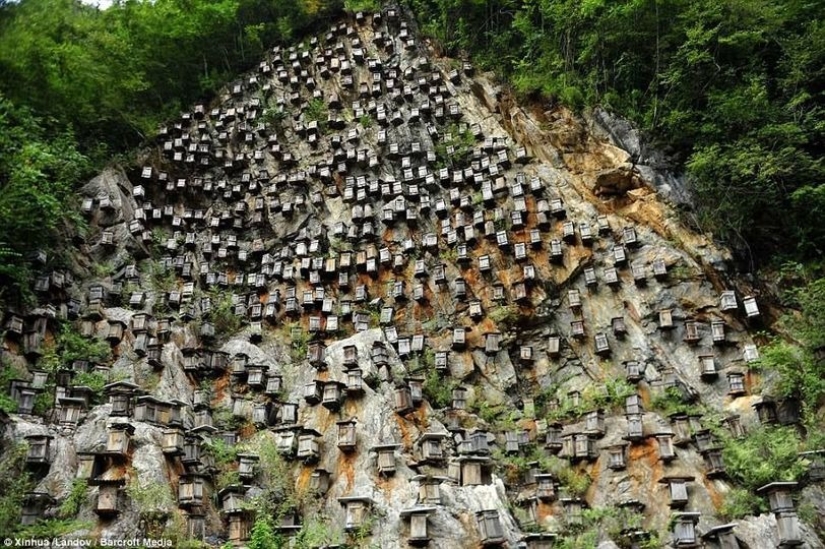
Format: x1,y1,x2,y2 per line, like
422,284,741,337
0,0,344,151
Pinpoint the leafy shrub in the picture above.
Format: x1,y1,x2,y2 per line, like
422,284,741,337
601,379,636,411
126,470,175,518
434,123,475,166
289,325,309,362
32,388,54,416
720,487,766,519
493,449,529,486
59,479,88,518
244,436,298,518
247,516,284,549
546,385,622,422
488,304,519,327
0,360,24,412
752,339,819,404
557,468,591,498
261,107,288,129
215,470,241,491
17,519,91,538
146,258,177,293
293,515,344,548
495,445,557,485
649,386,700,417
422,368,455,409
209,290,242,338
208,438,238,467
161,511,208,549
304,98,328,133
57,324,111,364
722,426,805,491
350,514,375,543
0,392,17,413
554,531,599,549
474,400,506,425
213,406,245,431
72,371,108,395
512,505,541,532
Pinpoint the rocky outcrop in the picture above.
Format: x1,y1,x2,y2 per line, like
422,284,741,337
587,107,696,209
1,6,822,549
591,165,645,197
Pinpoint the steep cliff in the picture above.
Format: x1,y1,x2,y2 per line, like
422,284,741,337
2,7,822,549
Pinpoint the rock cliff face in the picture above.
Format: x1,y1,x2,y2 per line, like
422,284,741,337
2,7,823,549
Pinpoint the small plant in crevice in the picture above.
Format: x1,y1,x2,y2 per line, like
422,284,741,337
213,406,246,432
261,107,288,130
557,467,592,498
55,322,112,365
247,515,284,549
162,510,208,549
358,114,373,128
125,468,175,523
343,0,381,14
289,324,309,362
0,359,25,413
72,371,108,395
439,247,458,263
488,304,519,328
215,470,241,491
511,505,541,533
349,514,376,545
17,519,93,539
434,123,475,167
473,400,505,425
648,386,700,417
303,98,329,134
145,260,178,295
207,438,238,468
293,513,345,548
209,290,242,339
719,487,766,520
59,479,88,518
421,368,455,409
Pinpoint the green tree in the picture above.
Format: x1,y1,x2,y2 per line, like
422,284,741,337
790,278,825,350
0,442,33,534
722,426,805,491
0,97,89,303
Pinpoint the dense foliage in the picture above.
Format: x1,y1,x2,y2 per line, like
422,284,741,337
750,272,825,412
722,426,806,491
0,442,31,534
0,99,89,303
406,0,825,264
0,0,345,151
